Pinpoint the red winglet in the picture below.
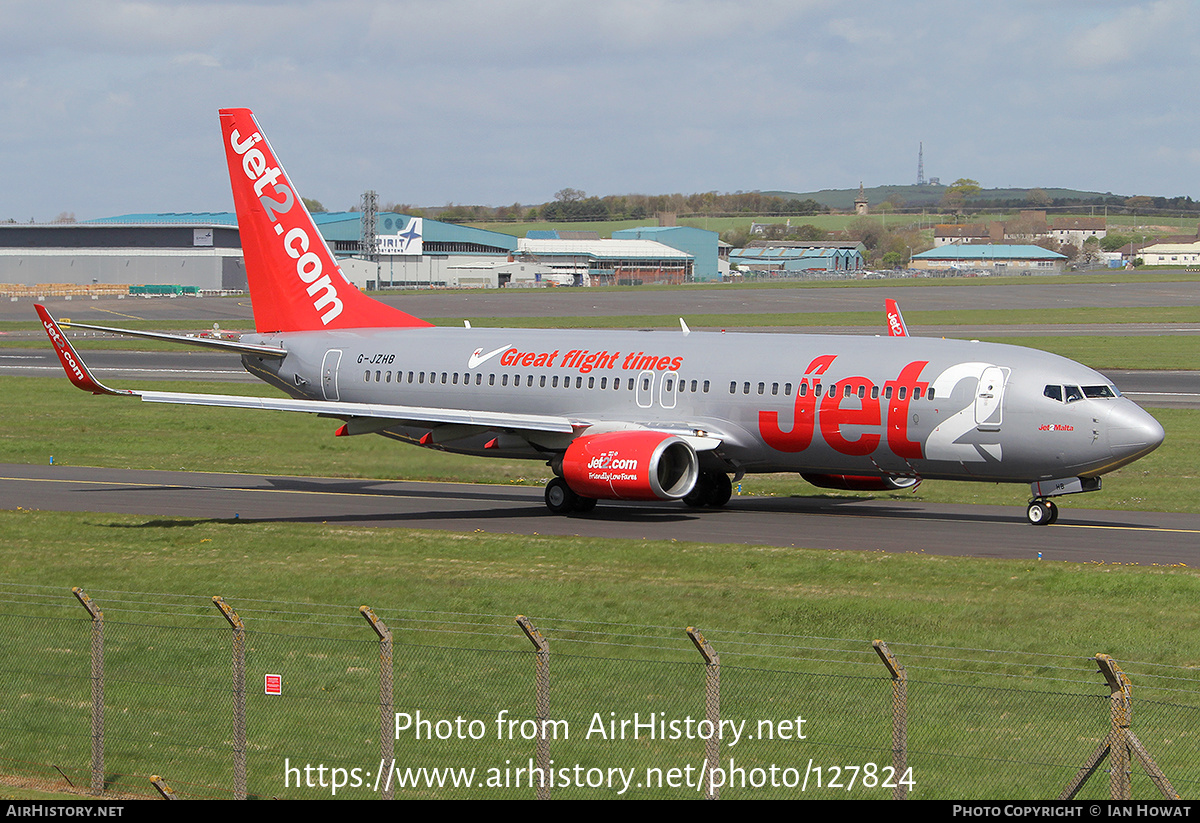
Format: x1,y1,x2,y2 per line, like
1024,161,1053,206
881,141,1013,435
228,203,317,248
35,305,132,396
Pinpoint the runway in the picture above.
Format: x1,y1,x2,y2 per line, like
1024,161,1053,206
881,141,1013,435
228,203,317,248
2,463,1197,566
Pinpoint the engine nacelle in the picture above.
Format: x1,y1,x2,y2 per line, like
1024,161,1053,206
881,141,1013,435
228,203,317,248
801,473,919,491
562,431,699,501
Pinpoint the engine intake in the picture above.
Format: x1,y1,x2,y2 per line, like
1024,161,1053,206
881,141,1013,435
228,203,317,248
562,431,699,501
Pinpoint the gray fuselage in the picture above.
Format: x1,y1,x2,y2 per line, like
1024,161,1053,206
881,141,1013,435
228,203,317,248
240,326,1164,485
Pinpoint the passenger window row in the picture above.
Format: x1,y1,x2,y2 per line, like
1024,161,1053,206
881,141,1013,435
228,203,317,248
728,380,934,401
360,367,942,403
363,370,713,394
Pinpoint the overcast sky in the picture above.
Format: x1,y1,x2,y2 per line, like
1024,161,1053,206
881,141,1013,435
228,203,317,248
2,0,1198,221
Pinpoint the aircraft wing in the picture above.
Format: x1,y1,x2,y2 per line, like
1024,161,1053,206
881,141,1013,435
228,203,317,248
136,389,580,434
38,305,578,433
36,305,730,448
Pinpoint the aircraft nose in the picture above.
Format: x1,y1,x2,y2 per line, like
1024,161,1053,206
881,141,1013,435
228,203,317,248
1107,402,1165,461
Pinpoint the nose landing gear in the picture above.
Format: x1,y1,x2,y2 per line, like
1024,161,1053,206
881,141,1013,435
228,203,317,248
1026,499,1059,526
1025,476,1100,526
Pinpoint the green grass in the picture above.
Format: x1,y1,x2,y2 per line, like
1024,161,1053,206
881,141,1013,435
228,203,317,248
986,336,1200,371
1,511,1199,799
2,510,1198,661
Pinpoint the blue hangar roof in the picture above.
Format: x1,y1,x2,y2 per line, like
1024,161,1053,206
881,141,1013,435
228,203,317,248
88,212,519,253
86,213,239,226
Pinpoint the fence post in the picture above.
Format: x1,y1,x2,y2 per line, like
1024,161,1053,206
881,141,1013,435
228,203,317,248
72,588,103,796
149,774,179,800
1060,654,1178,800
212,596,247,800
516,615,550,800
687,627,720,800
1098,654,1133,799
360,606,394,800
872,640,908,800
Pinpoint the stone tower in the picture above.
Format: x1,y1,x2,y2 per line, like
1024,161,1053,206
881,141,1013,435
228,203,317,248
854,182,869,216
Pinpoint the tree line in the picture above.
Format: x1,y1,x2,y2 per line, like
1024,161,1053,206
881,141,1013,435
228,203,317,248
396,190,829,224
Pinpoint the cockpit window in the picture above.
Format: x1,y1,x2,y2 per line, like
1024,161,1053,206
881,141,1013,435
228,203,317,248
1045,384,1118,403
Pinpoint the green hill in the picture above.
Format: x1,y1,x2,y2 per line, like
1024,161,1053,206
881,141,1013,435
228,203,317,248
762,185,1122,211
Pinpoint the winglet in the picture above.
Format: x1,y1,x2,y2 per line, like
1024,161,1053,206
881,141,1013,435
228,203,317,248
35,305,134,396
885,299,909,337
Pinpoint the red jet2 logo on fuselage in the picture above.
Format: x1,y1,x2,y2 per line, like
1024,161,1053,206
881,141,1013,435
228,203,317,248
758,355,932,459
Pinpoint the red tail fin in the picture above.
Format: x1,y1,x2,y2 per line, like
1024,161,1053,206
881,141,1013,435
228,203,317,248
219,108,431,333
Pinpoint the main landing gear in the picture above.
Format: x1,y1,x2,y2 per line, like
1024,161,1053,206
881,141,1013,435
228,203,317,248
544,477,596,515
683,471,733,508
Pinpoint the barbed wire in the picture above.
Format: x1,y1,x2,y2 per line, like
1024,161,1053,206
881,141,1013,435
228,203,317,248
3,583,1198,688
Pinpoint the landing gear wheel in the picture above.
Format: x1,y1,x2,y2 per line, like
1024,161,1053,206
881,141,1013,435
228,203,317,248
1027,499,1056,526
683,473,732,508
707,472,732,508
545,478,578,515
545,478,596,515
683,474,714,507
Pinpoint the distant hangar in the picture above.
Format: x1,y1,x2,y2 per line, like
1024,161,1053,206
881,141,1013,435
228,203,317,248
0,212,719,294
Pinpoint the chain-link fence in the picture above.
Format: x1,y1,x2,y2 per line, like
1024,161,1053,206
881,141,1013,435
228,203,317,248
1,583,1196,800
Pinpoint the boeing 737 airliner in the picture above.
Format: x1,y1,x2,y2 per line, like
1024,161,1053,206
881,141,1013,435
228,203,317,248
37,108,1165,525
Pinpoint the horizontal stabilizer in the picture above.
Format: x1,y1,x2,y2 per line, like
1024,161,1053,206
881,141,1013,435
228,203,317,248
59,320,287,356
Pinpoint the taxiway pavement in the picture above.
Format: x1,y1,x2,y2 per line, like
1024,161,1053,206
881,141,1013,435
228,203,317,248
2,463,1196,566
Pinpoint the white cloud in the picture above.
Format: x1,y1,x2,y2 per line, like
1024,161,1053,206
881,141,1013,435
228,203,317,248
1066,0,1190,68
1,0,1199,218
